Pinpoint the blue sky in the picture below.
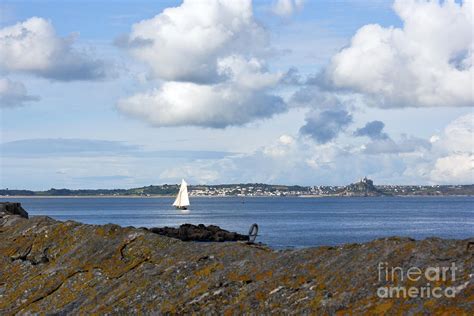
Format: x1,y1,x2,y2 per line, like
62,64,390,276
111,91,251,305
1,0,473,189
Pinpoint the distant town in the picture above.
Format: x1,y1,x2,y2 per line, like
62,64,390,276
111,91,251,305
1,178,473,197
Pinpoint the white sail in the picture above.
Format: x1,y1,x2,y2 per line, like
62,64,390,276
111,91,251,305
173,179,190,208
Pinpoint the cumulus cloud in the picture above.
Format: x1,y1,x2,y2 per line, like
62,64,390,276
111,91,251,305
120,0,268,83
0,17,109,81
356,113,473,184
142,112,474,185
217,55,282,89
325,0,473,108
430,153,473,184
300,109,353,143
118,0,286,128
289,85,358,143
431,113,474,154
272,0,305,17
157,113,473,185
118,55,286,128
281,67,303,85
0,78,39,107
262,134,295,157
354,120,388,140
428,113,474,183
353,121,432,156
290,85,342,109
117,78,286,128
158,134,411,185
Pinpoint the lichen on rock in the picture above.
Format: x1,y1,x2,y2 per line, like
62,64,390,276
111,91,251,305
0,203,473,314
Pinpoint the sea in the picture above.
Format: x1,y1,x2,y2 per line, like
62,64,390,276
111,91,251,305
1,196,473,249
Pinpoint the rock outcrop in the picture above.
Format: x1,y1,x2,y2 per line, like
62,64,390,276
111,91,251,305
338,177,387,197
1,204,473,314
0,202,28,218
148,224,249,242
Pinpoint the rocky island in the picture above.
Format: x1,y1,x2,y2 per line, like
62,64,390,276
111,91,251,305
1,203,473,314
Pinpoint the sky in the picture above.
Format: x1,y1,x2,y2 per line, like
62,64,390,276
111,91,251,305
0,0,473,190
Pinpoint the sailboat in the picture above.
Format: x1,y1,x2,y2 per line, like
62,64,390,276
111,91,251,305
173,179,190,210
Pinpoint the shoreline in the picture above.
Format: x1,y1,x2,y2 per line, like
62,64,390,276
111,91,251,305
1,194,473,199
1,204,473,314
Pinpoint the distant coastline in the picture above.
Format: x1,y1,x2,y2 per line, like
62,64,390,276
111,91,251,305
0,195,174,198
2,194,473,199
2,178,473,198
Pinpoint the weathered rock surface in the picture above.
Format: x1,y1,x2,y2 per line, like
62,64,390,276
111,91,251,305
0,206,473,314
0,202,28,218
148,224,249,242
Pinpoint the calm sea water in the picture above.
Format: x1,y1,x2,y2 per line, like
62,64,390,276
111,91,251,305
1,196,473,249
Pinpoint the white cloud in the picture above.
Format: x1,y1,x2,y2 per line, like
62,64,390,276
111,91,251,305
0,78,39,107
272,0,305,17
279,134,294,145
0,17,108,81
117,79,286,128
428,113,474,183
158,134,409,185
431,113,474,154
118,1,286,128
156,112,474,185
217,55,282,89
263,134,295,157
122,0,268,83
430,153,473,184
325,0,473,108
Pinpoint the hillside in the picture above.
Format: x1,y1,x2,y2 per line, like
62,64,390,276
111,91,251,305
1,181,473,197
335,177,387,197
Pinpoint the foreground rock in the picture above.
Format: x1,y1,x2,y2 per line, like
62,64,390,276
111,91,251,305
148,224,249,242
0,206,473,314
0,202,28,218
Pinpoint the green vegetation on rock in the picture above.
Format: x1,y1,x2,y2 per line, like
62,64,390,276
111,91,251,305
1,180,473,197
